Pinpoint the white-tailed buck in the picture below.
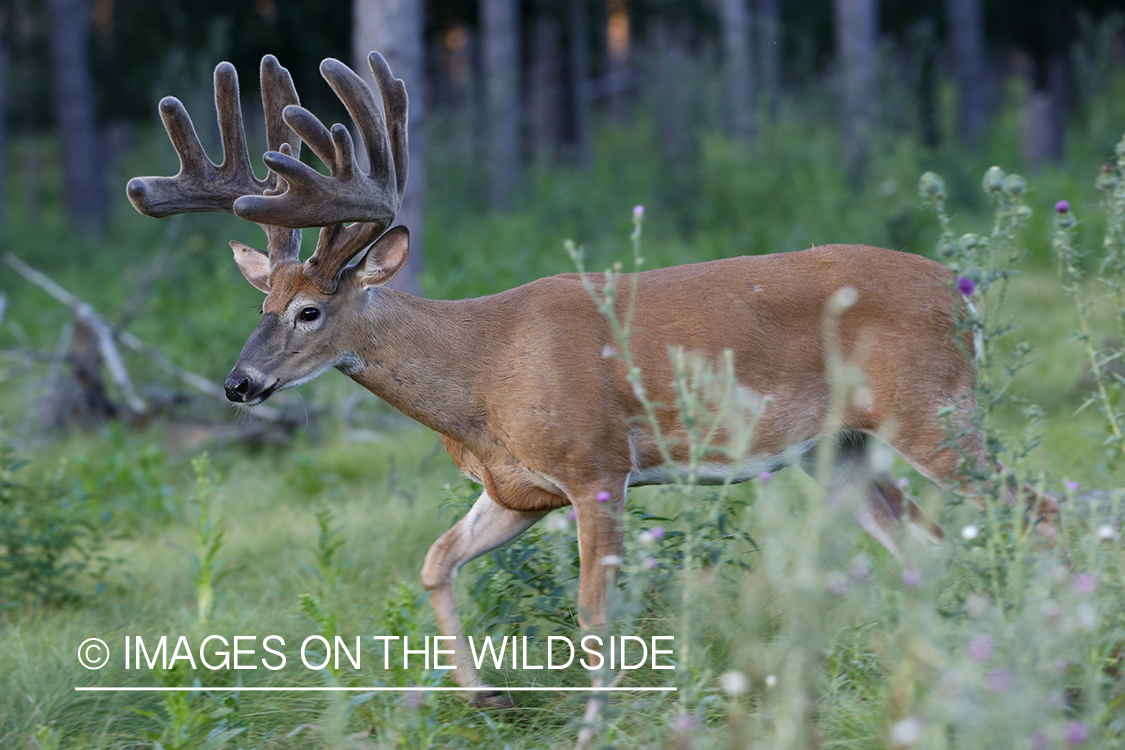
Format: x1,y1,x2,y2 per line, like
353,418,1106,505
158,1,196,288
128,54,1059,703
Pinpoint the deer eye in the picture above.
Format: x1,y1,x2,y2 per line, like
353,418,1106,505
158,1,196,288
298,306,321,322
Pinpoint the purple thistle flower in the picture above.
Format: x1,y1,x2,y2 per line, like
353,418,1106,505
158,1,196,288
650,525,665,540
967,634,993,662
957,276,976,297
566,509,577,522
758,470,772,482
987,668,1013,693
669,712,699,734
849,556,871,581
826,572,849,597
902,567,923,587
633,205,645,219
1064,720,1089,746
1072,573,1098,596
595,490,612,503
643,556,658,570
1055,200,1070,213
1065,480,1080,493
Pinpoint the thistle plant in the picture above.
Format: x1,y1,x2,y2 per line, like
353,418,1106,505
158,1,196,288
917,165,1052,552
188,452,231,629
566,206,677,469
139,453,245,750
297,506,352,684
1096,136,1125,347
1054,136,1125,467
563,207,870,750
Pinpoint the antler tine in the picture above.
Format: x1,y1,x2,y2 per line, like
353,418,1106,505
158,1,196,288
369,51,409,204
233,54,409,293
127,63,264,217
127,57,305,268
260,55,302,168
259,56,304,267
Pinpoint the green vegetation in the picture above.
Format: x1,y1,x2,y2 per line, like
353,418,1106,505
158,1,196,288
2,71,1125,749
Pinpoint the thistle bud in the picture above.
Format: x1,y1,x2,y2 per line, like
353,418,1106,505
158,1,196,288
1015,205,1033,220
1003,174,1027,197
918,172,945,198
959,233,979,251
982,166,1005,193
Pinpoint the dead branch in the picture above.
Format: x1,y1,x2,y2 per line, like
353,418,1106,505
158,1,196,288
116,330,224,400
25,321,73,437
3,252,280,422
5,253,146,416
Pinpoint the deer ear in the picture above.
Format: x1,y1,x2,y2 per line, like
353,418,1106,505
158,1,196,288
230,240,272,293
357,226,410,288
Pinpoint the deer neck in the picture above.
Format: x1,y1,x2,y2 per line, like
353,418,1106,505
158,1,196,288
342,288,493,442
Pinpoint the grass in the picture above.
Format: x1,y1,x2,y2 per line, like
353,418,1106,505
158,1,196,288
3,265,1121,748
2,67,1125,748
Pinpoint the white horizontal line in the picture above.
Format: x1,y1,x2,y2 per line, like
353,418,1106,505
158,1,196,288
74,686,676,693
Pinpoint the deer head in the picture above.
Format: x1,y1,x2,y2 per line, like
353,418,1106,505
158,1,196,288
127,53,409,404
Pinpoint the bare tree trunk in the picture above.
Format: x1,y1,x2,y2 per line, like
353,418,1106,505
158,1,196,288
352,0,425,295
1023,54,1070,168
908,18,940,148
0,7,8,230
719,0,755,141
1047,54,1071,160
482,0,521,208
833,0,878,182
20,138,41,223
648,0,685,162
46,0,108,233
756,0,781,121
605,0,631,123
528,2,565,161
945,0,987,147
568,0,592,172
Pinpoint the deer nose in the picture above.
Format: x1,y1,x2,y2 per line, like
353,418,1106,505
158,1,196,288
224,376,252,402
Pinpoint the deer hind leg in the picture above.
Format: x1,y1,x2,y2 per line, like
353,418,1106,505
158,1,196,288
420,490,547,704
806,433,944,559
887,410,1062,542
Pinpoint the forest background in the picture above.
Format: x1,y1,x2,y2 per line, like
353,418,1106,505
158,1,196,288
2,1,1125,748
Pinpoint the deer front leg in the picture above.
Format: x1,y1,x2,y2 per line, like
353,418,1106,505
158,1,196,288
421,491,546,705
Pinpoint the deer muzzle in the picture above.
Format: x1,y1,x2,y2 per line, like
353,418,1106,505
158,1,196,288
224,313,284,404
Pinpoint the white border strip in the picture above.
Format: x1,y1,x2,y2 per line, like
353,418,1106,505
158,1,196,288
75,686,676,692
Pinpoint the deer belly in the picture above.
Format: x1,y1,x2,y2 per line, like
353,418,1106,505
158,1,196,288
627,437,819,486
